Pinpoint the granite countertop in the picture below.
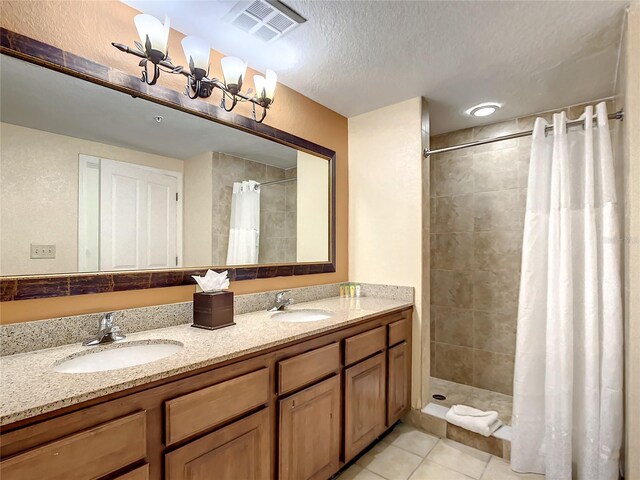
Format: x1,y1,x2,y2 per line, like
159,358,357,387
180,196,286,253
0,296,412,426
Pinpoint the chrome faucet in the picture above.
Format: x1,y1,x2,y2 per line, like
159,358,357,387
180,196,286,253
268,290,293,312
83,312,126,346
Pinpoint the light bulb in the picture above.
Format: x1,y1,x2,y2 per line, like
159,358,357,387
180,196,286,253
254,69,277,106
220,56,247,94
134,14,170,58
181,36,210,74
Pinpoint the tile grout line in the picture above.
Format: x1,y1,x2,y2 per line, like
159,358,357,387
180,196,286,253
423,439,481,480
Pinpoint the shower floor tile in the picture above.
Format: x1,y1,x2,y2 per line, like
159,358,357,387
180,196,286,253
430,377,513,425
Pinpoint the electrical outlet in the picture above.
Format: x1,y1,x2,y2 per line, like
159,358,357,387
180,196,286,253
30,244,56,259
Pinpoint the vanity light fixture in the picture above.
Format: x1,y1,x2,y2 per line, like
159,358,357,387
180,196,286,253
468,103,501,117
113,14,278,122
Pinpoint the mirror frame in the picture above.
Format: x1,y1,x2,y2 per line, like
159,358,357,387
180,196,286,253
0,28,337,301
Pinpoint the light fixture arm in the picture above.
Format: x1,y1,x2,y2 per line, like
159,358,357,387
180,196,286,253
252,102,268,123
221,90,239,112
112,41,275,121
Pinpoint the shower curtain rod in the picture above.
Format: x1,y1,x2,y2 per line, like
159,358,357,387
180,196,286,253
424,109,625,157
257,177,297,188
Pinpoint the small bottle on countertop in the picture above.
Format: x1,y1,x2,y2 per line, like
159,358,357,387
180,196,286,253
355,284,361,297
349,283,355,297
339,283,346,297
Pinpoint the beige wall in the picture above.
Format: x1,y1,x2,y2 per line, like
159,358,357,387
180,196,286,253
0,0,348,323
0,122,183,276
616,3,640,478
297,151,329,262
183,152,214,267
349,97,429,408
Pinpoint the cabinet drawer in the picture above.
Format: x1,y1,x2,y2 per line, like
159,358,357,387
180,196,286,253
388,317,410,346
165,368,269,446
278,343,340,395
345,326,386,366
0,411,146,480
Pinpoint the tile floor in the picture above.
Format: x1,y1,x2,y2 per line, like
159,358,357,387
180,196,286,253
337,423,544,480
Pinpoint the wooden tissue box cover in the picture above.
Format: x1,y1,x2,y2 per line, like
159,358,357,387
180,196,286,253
192,291,235,330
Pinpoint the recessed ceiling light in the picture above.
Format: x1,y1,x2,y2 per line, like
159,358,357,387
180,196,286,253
468,103,501,117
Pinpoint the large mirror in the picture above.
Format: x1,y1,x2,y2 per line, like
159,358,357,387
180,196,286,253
0,54,332,277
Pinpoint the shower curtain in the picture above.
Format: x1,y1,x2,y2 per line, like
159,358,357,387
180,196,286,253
226,180,260,265
511,103,623,479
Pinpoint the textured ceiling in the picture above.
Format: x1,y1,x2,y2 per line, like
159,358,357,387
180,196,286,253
0,55,298,167
123,0,627,134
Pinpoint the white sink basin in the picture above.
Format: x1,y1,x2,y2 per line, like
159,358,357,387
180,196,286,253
272,309,334,323
53,341,183,374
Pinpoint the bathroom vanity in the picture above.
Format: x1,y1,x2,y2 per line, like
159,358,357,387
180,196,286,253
0,300,412,480
0,29,411,480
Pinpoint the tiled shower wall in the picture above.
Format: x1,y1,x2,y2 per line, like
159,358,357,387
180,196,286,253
429,99,614,395
210,153,297,265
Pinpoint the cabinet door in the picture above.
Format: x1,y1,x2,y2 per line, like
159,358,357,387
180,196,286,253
344,352,386,461
114,464,149,480
387,342,410,426
279,376,340,480
165,409,270,480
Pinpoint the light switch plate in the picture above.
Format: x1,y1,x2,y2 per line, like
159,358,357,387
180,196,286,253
31,244,56,259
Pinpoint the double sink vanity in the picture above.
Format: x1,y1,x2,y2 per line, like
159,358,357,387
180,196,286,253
0,294,413,480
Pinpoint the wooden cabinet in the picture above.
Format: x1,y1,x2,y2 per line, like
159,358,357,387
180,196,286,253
279,375,341,480
165,409,270,480
344,352,387,461
1,307,412,480
387,342,411,426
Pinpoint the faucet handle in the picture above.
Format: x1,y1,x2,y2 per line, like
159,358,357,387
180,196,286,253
275,290,290,301
100,312,116,329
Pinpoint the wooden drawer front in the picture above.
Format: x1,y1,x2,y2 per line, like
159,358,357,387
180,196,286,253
165,368,269,446
278,343,340,395
345,326,386,366
116,464,149,480
165,409,270,480
0,411,146,480
388,318,410,347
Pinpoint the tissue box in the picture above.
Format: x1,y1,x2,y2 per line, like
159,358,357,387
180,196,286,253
192,291,235,330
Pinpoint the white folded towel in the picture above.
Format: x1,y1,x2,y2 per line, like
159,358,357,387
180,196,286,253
445,404,503,437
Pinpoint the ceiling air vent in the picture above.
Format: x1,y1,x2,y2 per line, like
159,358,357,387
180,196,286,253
223,0,306,43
